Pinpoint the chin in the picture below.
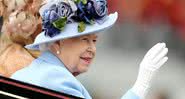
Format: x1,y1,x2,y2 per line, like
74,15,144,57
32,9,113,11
79,66,89,74
80,68,89,74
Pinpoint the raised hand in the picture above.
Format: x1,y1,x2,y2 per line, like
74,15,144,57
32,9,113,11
132,43,168,99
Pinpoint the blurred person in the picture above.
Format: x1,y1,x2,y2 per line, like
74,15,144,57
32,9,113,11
0,0,44,77
10,0,168,99
0,16,2,32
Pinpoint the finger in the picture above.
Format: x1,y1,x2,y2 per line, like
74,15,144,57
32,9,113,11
152,48,168,64
155,57,168,69
145,43,161,58
149,43,166,60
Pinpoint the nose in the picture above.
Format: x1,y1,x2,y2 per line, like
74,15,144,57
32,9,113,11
87,41,96,53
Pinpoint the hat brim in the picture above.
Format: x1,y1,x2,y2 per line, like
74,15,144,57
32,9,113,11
25,12,118,50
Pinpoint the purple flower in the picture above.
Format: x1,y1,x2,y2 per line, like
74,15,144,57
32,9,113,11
43,20,61,37
74,0,108,24
57,2,75,23
43,4,60,22
42,7,60,37
42,2,75,37
93,0,108,19
41,0,108,37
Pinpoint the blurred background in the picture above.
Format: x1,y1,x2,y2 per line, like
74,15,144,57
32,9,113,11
0,0,185,99
77,0,185,99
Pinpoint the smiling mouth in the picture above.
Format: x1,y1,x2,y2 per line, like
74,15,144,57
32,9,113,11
80,57,92,64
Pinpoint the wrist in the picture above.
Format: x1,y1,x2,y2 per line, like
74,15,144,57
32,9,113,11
132,67,158,98
132,83,150,99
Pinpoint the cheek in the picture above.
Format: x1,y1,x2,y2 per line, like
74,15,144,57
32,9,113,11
72,55,81,66
76,61,90,73
60,49,80,68
74,53,90,72
69,50,83,67
64,43,89,71
76,54,92,72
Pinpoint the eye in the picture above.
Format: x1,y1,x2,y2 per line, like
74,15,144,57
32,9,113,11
93,40,97,43
81,38,88,41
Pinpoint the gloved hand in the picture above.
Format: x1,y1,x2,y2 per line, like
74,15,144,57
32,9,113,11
132,43,168,99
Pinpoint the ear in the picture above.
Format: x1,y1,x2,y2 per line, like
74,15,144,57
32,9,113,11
49,41,60,54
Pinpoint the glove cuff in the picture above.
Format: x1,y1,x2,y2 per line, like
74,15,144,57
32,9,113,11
132,67,158,98
132,82,150,99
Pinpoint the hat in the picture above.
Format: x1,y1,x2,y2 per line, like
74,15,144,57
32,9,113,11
25,0,118,50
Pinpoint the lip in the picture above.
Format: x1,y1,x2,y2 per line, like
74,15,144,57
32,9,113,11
80,57,92,65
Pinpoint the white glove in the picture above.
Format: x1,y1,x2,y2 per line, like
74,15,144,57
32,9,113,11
132,43,168,99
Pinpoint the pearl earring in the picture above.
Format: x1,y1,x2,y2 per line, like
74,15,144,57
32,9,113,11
57,51,60,55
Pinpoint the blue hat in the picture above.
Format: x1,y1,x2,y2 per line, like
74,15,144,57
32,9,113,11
25,0,118,50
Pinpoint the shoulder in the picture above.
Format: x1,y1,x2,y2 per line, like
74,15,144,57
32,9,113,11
11,59,85,98
39,64,85,98
10,58,63,83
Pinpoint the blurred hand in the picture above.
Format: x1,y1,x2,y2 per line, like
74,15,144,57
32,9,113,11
132,43,168,99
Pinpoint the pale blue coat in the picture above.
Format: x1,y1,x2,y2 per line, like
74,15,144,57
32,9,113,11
11,51,139,99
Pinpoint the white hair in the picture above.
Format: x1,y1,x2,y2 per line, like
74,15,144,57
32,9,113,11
39,42,53,52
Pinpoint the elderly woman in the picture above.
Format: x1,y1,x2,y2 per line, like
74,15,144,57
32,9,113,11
11,0,168,99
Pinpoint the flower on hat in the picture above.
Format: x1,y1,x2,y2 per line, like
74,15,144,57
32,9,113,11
42,0,108,37
42,0,77,37
74,0,107,24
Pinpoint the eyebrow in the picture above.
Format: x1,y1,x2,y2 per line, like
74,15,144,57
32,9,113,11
92,34,98,39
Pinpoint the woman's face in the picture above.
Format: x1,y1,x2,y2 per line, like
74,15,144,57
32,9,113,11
56,34,98,76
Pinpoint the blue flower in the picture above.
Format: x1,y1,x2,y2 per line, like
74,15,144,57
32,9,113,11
43,20,61,37
74,0,108,24
43,4,60,22
57,2,75,23
42,2,75,37
41,0,108,37
93,0,108,19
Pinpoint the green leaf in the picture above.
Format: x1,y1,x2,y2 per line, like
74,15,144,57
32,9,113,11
82,0,87,4
52,17,67,31
78,21,86,32
74,0,81,3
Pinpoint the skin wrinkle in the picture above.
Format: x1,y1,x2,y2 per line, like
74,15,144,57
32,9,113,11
49,34,98,76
